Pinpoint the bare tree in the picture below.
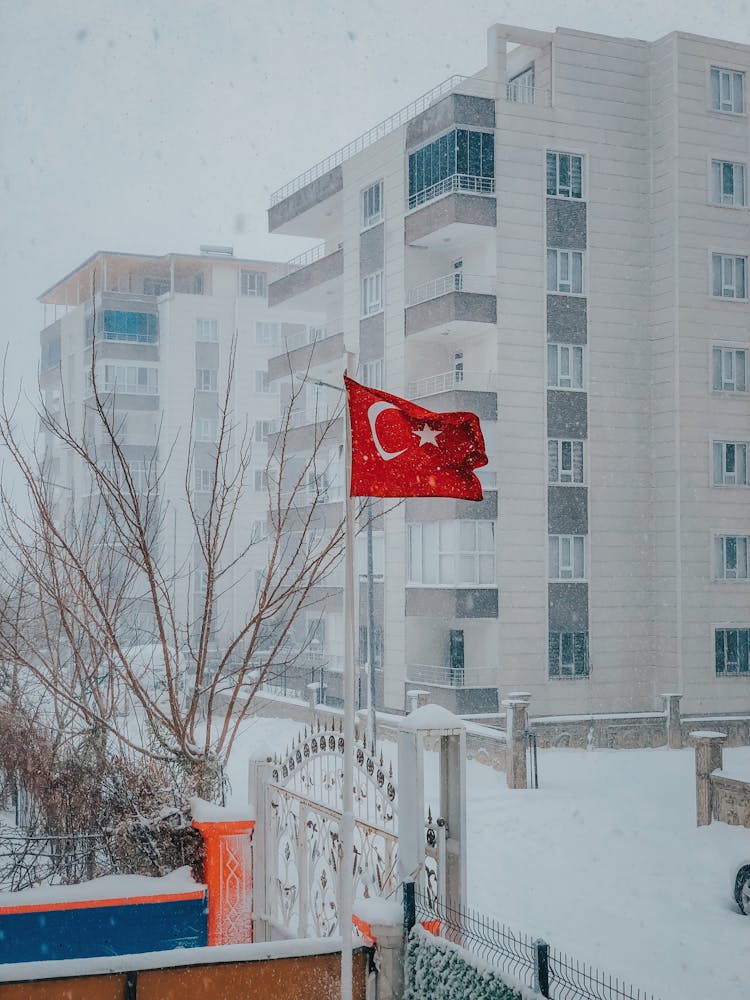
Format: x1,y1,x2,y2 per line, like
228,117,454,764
0,337,349,795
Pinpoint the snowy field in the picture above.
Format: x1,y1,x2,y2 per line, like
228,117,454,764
229,715,750,1000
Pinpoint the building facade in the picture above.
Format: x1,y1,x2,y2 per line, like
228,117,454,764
38,248,325,673
265,23,750,718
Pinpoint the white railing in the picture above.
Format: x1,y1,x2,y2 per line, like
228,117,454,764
407,664,498,688
285,242,329,273
408,172,495,210
287,404,336,429
270,75,483,206
408,370,498,398
504,83,550,106
405,272,494,307
101,380,158,396
280,481,345,505
283,325,328,352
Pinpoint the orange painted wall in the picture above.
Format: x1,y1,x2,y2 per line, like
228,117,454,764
0,949,370,1000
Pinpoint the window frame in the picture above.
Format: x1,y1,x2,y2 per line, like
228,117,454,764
195,368,218,392
197,418,220,443
361,180,384,230
710,252,748,300
712,440,749,486
548,631,589,678
195,318,219,343
549,534,586,581
709,66,746,115
714,534,750,581
709,158,748,208
548,438,585,484
362,358,384,389
711,346,748,394
507,65,535,104
715,626,750,675
407,520,496,587
240,269,267,297
546,248,584,295
194,468,216,494
547,343,585,391
361,270,384,318
255,322,279,346
546,151,584,200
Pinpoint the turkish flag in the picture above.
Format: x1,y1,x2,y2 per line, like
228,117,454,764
344,376,488,500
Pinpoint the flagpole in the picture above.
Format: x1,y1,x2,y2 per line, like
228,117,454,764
340,369,356,1000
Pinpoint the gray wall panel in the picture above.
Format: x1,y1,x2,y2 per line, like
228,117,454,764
547,486,588,534
359,223,384,273
406,95,495,148
359,314,385,362
547,391,588,438
546,199,587,250
268,166,343,232
405,193,496,244
548,583,589,630
547,295,587,343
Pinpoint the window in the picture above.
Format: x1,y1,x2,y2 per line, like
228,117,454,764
508,65,534,103
41,338,61,370
407,129,494,208
715,535,750,580
548,440,584,483
715,627,750,674
196,569,209,597
713,441,748,485
711,160,747,207
256,322,279,346
255,370,278,393
710,67,745,114
549,632,589,677
712,348,747,392
358,624,384,668
361,181,383,228
196,318,219,342
143,277,170,296
357,530,385,579
194,468,215,493
101,364,158,395
254,419,276,440
254,469,268,492
102,310,158,344
240,269,267,296
407,520,495,586
546,152,583,199
549,535,585,580
547,249,584,294
361,271,383,317
548,344,584,389
711,254,747,299
453,350,464,384
196,368,218,392
362,358,384,389
197,418,219,443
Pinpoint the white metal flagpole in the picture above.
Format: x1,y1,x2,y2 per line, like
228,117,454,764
340,369,356,1000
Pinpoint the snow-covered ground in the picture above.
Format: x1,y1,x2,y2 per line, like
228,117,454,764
229,715,750,1000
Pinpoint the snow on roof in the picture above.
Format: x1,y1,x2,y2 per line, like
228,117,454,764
400,704,465,732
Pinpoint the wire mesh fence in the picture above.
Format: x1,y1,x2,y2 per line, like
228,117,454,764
414,890,660,1000
0,827,115,892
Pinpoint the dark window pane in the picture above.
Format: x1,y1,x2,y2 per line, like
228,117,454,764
741,630,750,673
456,129,468,175
482,132,494,179
468,130,481,175
574,633,588,675
546,152,556,195
571,157,582,198
408,153,416,198
716,630,725,673
548,632,560,676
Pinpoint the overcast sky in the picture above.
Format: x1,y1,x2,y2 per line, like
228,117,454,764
1,0,746,400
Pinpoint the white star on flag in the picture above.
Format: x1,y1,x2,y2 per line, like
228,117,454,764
412,423,442,447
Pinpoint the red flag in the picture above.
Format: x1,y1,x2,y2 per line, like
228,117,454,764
344,375,488,500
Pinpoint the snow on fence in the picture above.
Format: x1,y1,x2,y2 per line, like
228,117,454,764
412,892,660,1000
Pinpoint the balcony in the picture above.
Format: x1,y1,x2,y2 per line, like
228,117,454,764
407,173,494,212
405,189,496,249
407,369,497,398
267,328,345,383
404,273,496,341
267,244,343,310
406,663,499,714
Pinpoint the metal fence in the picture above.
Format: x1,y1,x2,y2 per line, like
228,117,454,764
413,891,660,1000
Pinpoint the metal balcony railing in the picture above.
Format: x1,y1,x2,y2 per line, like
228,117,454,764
405,272,495,307
407,172,495,210
286,404,337,429
408,370,498,398
270,75,488,206
407,664,498,688
282,326,328,352
285,242,329,273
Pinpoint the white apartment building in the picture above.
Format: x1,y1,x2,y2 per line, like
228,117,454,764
265,23,750,718
38,248,324,667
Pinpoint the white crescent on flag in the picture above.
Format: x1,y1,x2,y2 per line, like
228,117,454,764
367,401,408,461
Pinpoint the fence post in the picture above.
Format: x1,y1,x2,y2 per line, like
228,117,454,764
662,692,683,749
534,938,550,997
191,803,255,945
690,730,727,826
403,880,416,936
503,694,530,789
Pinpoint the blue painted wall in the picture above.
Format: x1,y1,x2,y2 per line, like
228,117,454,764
0,894,208,964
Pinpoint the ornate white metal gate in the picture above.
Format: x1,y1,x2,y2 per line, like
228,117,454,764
265,721,398,937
